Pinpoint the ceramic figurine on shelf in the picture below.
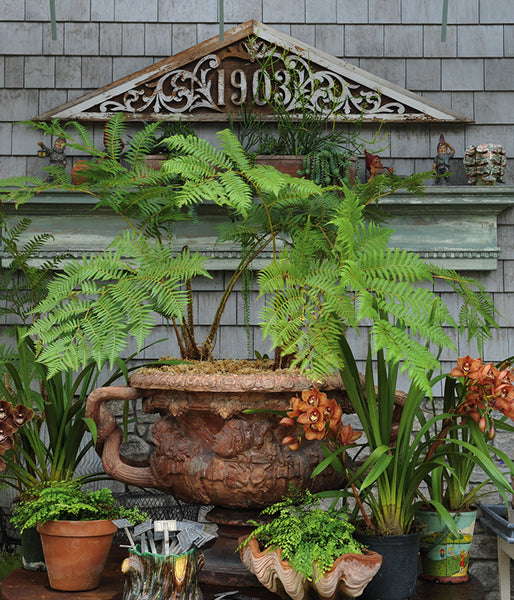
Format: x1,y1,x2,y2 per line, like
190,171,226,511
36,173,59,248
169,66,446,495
432,133,455,185
37,137,67,181
365,151,393,180
463,143,507,185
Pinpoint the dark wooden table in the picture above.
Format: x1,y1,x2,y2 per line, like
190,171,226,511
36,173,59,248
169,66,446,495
0,547,484,600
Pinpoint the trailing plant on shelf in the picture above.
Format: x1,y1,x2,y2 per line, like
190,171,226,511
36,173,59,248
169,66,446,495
10,480,147,532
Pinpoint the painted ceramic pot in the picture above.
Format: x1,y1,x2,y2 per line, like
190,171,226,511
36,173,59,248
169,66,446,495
238,536,382,600
416,509,477,583
122,547,204,600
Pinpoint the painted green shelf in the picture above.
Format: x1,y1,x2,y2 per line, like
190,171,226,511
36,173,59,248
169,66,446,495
1,186,513,271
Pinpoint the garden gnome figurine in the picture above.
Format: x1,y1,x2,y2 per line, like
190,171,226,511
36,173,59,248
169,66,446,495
37,137,67,182
432,134,455,185
365,151,393,180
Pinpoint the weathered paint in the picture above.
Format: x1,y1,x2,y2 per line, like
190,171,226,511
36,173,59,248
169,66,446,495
34,21,472,125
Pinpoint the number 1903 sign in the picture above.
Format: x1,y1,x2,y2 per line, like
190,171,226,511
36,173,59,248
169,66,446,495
93,37,404,121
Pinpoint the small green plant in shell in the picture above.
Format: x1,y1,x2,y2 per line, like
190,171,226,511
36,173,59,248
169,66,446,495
238,489,362,582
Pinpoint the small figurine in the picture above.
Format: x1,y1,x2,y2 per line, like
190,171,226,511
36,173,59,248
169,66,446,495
432,133,455,185
37,137,67,181
365,151,393,180
463,143,506,185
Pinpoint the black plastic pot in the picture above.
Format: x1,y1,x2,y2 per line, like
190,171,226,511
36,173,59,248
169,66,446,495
354,530,421,600
20,526,46,572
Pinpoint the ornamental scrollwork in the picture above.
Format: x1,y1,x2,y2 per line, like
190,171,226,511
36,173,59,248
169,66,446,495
95,37,408,118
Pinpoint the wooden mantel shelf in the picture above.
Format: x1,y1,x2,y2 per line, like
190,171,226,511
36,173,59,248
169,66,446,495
1,186,514,271
381,185,514,270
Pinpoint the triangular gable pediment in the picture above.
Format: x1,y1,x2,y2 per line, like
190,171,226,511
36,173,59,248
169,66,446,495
35,20,471,124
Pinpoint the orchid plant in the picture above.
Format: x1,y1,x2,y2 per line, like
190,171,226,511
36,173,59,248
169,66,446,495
419,355,514,512
0,402,34,474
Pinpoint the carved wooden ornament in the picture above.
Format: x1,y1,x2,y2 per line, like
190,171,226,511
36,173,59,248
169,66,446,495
35,20,471,124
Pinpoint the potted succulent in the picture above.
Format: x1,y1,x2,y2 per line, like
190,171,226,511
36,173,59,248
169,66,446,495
237,489,382,600
10,480,147,591
415,355,514,583
232,47,381,186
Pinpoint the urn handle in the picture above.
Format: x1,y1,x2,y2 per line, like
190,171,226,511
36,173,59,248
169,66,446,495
85,386,158,488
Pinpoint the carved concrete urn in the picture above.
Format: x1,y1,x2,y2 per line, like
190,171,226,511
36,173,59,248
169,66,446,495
86,369,347,586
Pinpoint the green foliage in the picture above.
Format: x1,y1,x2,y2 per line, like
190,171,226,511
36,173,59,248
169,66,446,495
300,147,352,186
258,183,499,534
0,214,71,333
238,490,362,582
11,480,148,532
7,118,333,369
29,232,209,375
0,553,22,581
259,186,496,389
0,330,106,490
144,119,196,155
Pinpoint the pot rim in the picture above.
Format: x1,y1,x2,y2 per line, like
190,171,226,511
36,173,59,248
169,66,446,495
129,370,342,393
37,519,117,537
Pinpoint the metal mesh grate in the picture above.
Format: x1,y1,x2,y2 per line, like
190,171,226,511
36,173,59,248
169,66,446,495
112,491,200,543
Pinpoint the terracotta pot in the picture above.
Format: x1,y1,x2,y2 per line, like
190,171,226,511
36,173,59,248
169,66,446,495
255,154,357,185
144,154,167,171
238,536,382,600
86,371,347,510
255,155,304,177
37,519,117,591
71,160,92,184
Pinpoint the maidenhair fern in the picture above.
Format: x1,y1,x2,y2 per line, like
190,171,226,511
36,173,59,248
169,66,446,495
239,490,362,582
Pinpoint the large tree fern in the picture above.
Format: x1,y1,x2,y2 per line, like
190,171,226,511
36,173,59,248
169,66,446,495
259,187,497,392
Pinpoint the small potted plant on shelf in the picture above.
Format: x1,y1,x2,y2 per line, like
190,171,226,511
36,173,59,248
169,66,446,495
237,489,382,600
10,480,147,592
231,46,384,186
415,355,514,583
140,119,197,171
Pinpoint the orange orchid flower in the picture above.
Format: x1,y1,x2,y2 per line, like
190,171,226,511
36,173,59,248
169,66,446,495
337,423,362,446
450,356,482,379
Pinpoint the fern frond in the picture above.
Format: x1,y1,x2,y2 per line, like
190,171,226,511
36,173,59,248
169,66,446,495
217,128,252,171
64,120,95,150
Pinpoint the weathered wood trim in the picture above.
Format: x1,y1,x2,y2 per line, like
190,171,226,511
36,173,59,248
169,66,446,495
1,186,513,271
33,20,472,124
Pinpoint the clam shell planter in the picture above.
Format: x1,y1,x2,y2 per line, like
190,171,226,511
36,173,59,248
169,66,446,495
238,537,382,600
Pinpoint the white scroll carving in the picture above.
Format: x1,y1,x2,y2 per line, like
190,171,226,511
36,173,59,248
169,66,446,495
97,40,407,117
